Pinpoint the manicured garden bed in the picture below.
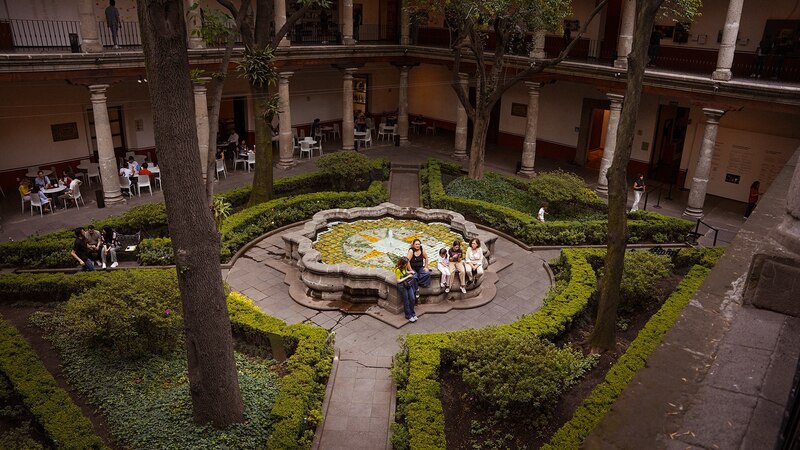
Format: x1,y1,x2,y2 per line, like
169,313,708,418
391,247,724,449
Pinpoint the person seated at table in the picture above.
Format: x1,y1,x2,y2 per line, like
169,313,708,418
58,178,82,207
216,149,225,161
237,139,249,157
29,185,53,212
311,118,321,138
19,179,49,207
127,156,140,172
119,164,137,193
139,163,152,177
60,169,74,187
34,170,53,189
355,114,367,132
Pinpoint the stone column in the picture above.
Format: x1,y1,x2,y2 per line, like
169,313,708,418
343,0,355,45
186,0,205,49
712,0,745,81
193,77,211,181
78,0,102,53
342,69,356,150
596,94,624,196
518,82,542,177
454,73,469,159
614,0,635,69
398,66,410,146
683,108,726,218
274,0,290,47
89,85,124,205
530,31,546,59
277,72,296,168
775,150,800,255
400,0,410,45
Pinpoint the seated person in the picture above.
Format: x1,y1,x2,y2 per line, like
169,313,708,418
119,164,137,193
34,170,52,189
311,118,321,138
445,240,467,294
83,225,102,264
60,170,74,187
138,163,152,177
58,178,82,207
127,156,140,172
18,179,32,202
465,238,484,285
216,149,225,161
100,225,119,269
237,140,249,157
355,115,367,132
29,185,52,212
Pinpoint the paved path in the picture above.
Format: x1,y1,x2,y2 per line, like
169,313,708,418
225,225,555,449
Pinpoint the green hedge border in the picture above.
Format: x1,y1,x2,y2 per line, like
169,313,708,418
0,273,334,450
542,262,714,449
396,249,600,449
421,159,694,246
0,316,106,449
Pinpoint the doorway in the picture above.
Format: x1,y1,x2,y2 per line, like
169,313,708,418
650,104,689,183
585,107,610,169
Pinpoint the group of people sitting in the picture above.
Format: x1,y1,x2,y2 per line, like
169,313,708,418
393,238,485,323
216,139,254,162
19,169,83,213
119,156,154,194
70,224,120,271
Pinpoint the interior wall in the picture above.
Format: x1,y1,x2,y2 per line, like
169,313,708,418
681,106,800,200
407,63,458,124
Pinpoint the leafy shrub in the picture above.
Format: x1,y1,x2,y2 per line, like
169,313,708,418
137,238,175,266
446,173,536,215
316,151,373,191
445,330,593,416
61,270,183,358
673,247,726,270
619,251,673,310
528,170,607,219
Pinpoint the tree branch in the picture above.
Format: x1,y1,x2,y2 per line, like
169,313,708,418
271,3,314,48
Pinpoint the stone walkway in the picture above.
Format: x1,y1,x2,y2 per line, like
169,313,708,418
225,221,556,449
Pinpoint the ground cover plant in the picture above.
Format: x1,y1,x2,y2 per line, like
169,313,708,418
11,269,332,450
424,159,694,246
392,247,722,449
0,374,49,450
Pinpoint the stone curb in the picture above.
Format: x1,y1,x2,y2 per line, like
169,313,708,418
312,350,340,450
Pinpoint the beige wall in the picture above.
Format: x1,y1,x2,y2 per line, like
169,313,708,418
407,64,457,124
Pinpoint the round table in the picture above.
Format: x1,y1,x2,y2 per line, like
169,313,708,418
42,185,66,210
411,121,426,135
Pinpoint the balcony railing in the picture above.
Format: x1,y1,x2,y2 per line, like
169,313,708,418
7,19,80,48
95,21,142,48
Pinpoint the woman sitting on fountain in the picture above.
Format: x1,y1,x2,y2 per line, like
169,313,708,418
394,257,418,323
407,239,431,297
465,238,484,286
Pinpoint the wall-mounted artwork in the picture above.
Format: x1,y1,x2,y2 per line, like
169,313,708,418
510,103,527,117
51,122,79,142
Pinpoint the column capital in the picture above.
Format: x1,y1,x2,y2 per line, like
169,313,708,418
89,84,110,95
343,68,357,78
702,108,726,123
524,81,543,92
457,72,469,82
192,77,212,92
279,71,294,81
607,93,624,106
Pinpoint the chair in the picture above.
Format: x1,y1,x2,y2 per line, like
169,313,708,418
72,165,85,184
20,192,30,213
361,132,372,149
118,175,133,197
332,123,341,140
377,124,392,141
247,153,256,171
153,171,162,190
299,141,312,159
87,164,101,186
233,153,248,171
62,185,85,209
311,139,323,157
30,193,50,216
426,121,436,135
291,128,298,139
137,175,153,196
215,159,227,179
299,129,306,139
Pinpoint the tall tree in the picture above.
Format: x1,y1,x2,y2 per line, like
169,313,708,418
409,0,608,179
590,0,700,351
136,0,244,426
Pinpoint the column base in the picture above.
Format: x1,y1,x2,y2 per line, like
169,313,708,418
399,137,409,146
188,37,205,49
596,185,609,197
773,218,800,256
682,207,704,219
82,40,102,53
277,158,296,169
613,58,628,70
104,192,127,206
517,168,536,178
453,150,468,160
712,69,732,81
278,38,290,48
343,37,356,45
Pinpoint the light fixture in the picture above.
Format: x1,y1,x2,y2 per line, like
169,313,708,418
137,76,148,83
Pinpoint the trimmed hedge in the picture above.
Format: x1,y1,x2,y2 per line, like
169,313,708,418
394,249,599,449
0,159,391,269
138,180,389,265
0,317,105,449
227,292,333,450
422,159,693,246
542,263,713,449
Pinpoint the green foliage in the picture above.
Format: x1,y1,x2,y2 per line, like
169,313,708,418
212,196,233,231
60,270,183,358
193,7,237,47
422,159,693,246
316,151,375,191
446,173,536,215
445,330,593,416
619,251,673,310
543,264,712,449
138,238,175,266
0,271,107,303
0,317,105,449
239,47,277,89
528,170,607,219
674,246,726,270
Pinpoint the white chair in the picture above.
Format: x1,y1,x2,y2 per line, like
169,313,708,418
153,171,162,190
87,164,101,186
30,193,50,216
377,124,391,141
299,141,312,159
72,166,85,184
63,186,86,209
332,123,341,140
118,175,133,197
20,192,30,213
291,128,298,139
247,153,256,171
293,137,300,156
215,159,227,179
361,132,372,149
233,154,248,171
426,121,436,135
137,175,153,196
311,139,323,157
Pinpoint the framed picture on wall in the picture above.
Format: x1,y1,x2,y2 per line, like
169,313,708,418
510,103,528,117
51,122,79,142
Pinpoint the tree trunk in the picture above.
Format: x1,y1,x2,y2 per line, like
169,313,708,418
247,83,274,206
205,46,234,204
468,109,489,179
136,0,244,426
590,0,663,351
